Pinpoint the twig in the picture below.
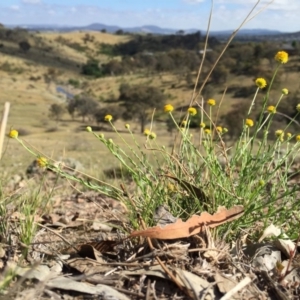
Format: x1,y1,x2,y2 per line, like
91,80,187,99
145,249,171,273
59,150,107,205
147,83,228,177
0,102,10,159
35,223,79,253
220,276,252,300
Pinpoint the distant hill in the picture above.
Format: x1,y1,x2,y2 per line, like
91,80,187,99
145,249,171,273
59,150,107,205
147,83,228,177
6,23,284,36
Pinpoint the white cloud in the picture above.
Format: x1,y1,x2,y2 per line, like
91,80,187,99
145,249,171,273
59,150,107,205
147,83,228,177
216,0,300,11
10,5,20,11
183,0,205,3
21,0,42,4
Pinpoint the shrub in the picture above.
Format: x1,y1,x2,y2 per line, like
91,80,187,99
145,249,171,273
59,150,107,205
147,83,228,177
81,59,103,78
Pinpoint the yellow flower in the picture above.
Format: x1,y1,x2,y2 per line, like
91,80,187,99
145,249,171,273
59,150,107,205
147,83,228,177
259,179,265,186
188,107,197,116
245,119,254,127
287,132,292,139
296,135,300,142
204,129,211,135
86,126,92,132
216,126,223,133
37,157,48,168
125,123,130,129
200,122,205,128
104,114,113,122
296,104,300,112
181,120,187,127
267,106,276,114
144,129,151,136
207,99,216,106
164,104,174,113
275,51,288,64
8,129,18,138
223,127,228,133
275,130,284,141
149,132,156,140
255,78,267,89
167,183,175,192
282,88,289,95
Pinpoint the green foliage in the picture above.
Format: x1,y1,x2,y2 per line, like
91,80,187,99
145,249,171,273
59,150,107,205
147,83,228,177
48,103,65,121
81,59,103,77
119,83,167,132
113,31,201,56
68,78,80,88
67,96,98,122
94,105,125,125
99,43,116,56
18,40,31,53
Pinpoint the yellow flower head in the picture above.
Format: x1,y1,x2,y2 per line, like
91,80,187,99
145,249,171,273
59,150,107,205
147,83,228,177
287,132,292,139
144,129,151,136
188,107,197,116
296,104,300,112
267,106,276,114
282,88,289,95
125,123,130,129
296,135,300,142
255,78,267,89
275,130,284,141
204,129,211,135
167,183,176,192
275,51,288,64
37,157,48,168
104,114,113,122
8,129,18,139
216,126,223,133
181,120,187,127
200,122,205,128
164,104,174,113
86,126,92,132
245,119,254,127
207,99,216,106
223,127,228,133
149,132,156,140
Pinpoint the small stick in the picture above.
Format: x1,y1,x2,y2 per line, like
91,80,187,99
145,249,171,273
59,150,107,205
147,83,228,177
0,102,10,159
220,277,252,300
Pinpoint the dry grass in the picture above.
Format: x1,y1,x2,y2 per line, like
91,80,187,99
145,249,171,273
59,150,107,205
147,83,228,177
39,31,131,46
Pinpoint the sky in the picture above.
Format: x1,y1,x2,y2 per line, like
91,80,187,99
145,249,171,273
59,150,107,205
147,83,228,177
0,0,299,32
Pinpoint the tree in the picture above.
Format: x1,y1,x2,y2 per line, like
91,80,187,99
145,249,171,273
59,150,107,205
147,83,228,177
210,64,228,84
119,84,167,133
115,29,124,35
94,105,125,127
19,40,31,53
48,103,65,122
67,97,98,122
81,59,103,77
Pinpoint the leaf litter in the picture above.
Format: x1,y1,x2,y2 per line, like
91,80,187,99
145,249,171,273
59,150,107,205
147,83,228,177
2,167,300,299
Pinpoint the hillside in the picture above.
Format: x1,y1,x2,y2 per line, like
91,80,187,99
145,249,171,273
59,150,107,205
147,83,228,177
0,25,300,172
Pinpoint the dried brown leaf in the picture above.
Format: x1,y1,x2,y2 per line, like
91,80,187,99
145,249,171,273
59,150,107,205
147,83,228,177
130,205,244,240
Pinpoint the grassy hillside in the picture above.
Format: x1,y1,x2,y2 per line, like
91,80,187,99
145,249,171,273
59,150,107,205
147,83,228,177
1,26,300,175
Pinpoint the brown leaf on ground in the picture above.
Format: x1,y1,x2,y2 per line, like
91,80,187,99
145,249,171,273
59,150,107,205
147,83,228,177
130,205,244,240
